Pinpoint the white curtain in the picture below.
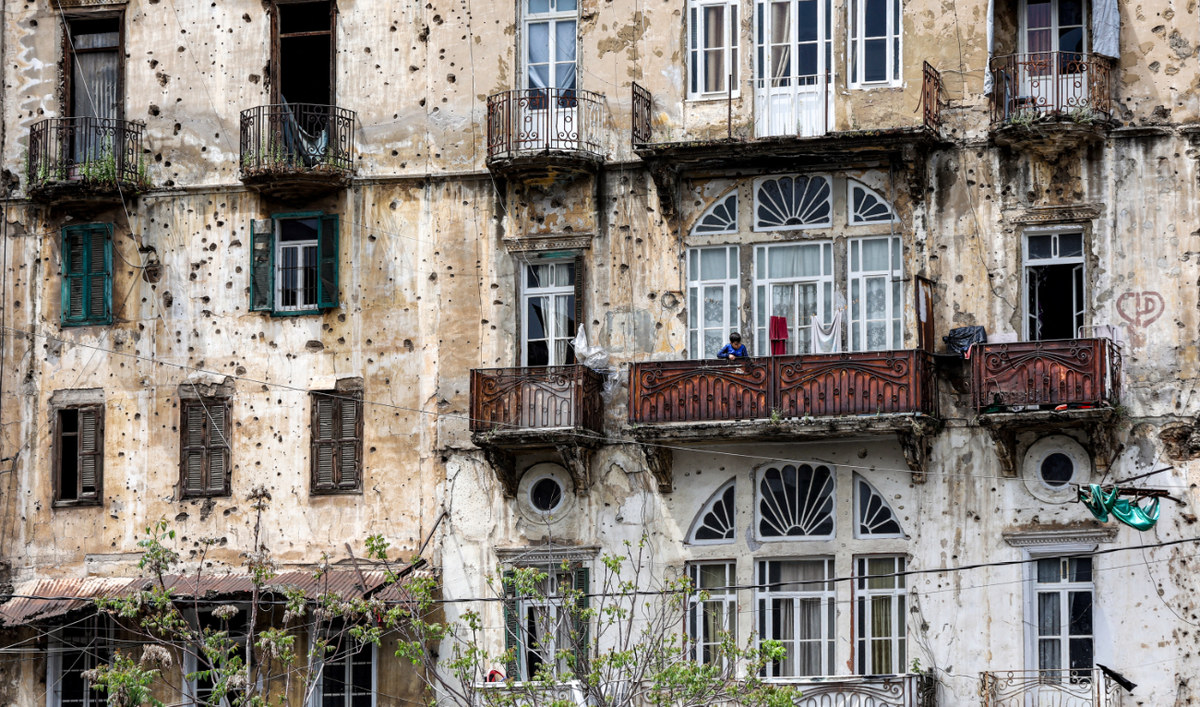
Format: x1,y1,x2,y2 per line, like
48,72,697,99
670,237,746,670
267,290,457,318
1092,0,1120,58
983,0,995,94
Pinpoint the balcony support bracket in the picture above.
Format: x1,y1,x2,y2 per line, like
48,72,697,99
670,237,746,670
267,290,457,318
481,447,519,498
554,443,594,497
897,418,942,483
978,408,1120,477
633,443,673,493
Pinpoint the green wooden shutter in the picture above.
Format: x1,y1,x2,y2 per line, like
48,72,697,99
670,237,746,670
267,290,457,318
183,403,206,496
570,255,584,364
572,566,590,675
207,404,229,495
249,219,275,312
502,570,521,679
317,214,339,309
312,395,336,491
87,227,111,323
61,228,85,323
337,397,360,489
77,406,102,500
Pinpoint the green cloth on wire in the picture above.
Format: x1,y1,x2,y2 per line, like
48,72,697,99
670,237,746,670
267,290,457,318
1078,484,1160,531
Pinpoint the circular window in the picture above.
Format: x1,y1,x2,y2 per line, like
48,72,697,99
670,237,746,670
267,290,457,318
1022,435,1090,503
1040,453,1074,487
530,477,564,513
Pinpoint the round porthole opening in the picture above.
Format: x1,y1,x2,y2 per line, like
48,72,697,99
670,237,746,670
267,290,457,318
530,477,564,513
1040,453,1074,487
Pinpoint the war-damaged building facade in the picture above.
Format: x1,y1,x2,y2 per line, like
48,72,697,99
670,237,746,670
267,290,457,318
0,0,1197,704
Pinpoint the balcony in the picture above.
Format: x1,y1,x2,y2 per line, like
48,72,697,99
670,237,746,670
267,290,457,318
988,52,1114,151
971,338,1121,476
473,681,587,707
469,365,604,496
26,117,147,206
980,669,1124,707
239,103,356,199
485,88,605,177
773,673,936,707
627,351,940,480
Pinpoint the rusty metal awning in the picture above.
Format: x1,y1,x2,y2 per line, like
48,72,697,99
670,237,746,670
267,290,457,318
0,567,417,628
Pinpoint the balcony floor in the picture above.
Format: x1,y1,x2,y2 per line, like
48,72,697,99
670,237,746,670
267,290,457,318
625,412,940,445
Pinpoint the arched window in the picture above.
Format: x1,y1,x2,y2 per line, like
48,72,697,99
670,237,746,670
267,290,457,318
688,479,736,544
692,192,739,234
757,464,835,539
753,175,833,230
847,179,897,224
854,474,904,537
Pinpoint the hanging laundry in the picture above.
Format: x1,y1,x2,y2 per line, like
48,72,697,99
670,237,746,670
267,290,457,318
769,316,789,355
811,311,842,354
1078,484,1161,531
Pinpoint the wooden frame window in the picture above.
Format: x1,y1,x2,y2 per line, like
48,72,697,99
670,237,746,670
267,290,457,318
250,213,340,316
179,398,231,498
53,404,104,506
311,391,363,494
61,224,113,327
63,13,124,121
272,0,337,106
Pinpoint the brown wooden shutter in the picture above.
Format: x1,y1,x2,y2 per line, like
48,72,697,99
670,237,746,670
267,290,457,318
183,402,206,496
337,398,358,489
77,406,102,500
312,395,336,490
571,255,584,365
207,403,229,495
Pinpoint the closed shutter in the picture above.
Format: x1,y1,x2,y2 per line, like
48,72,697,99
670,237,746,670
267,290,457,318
87,227,111,322
77,406,102,500
337,397,359,489
502,570,520,678
312,395,336,490
317,214,339,309
183,403,206,495
207,404,229,495
572,566,590,674
62,230,86,322
249,219,274,312
570,255,584,364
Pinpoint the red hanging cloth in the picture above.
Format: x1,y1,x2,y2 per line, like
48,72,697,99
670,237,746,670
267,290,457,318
769,316,789,355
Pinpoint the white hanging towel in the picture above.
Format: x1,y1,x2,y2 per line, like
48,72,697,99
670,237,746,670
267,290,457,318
811,311,842,354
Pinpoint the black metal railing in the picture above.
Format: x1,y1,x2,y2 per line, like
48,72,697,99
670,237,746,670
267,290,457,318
922,62,945,130
486,88,604,161
239,103,356,177
631,82,652,146
989,52,1114,125
26,117,144,194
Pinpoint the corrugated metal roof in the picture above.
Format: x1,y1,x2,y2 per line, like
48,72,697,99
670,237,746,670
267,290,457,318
0,567,417,627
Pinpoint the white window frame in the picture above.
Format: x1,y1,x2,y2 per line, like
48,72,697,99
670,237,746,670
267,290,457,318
752,242,834,355
46,616,112,707
1018,0,1089,56
522,0,578,91
755,557,836,677
275,217,321,313
688,0,740,99
847,236,903,352
854,555,907,675
688,246,741,359
687,478,738,545
1022,546,1098,678
308,630,377,707
848,0,902,87
852,474,905,539
754,464,837,542
687,561,737,665
752,174,834,232
520,259,577,367
846,179,898,224
1022,229,1085,341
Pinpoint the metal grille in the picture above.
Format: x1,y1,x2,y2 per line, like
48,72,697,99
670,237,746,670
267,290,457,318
631,82,652,146
988,52,1114,124
486,88,604,161
239,103,356,176
26,117,144,192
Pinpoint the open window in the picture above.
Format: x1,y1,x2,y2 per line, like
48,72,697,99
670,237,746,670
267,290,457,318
1024,232,1084,341
502,564,590,680
273,1,335,106
250,213,340,315
521,258,582,366
54,404,104,506
63,13,123,167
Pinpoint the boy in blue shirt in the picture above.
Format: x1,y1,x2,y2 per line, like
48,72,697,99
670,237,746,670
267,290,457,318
716,332,748,360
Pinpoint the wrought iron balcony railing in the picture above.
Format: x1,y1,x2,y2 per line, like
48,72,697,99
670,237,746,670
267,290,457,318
26,117,145,197
989,52,1114,125
486,87,604,162
770,673,937,707
921,62,945,129
629,350,936,425
971,338,1121,413
980,669,1123,707
239,103,356,179
469,365,604,436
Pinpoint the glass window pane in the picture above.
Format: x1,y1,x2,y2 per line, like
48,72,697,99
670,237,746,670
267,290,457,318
557,0,577,10
796,0,817,41
1038,592,1060,636
528,0,550,13
1059,233,1083,258
864,39,887,82
556,21,577,61
1028,235,1053,260
701,247,727,280
1038,638,1061,671
704,330,725,357
864,0,887,36
527,297,547,339
862,238,890,270
1068,591,1092,635
699,563,729,588
1068,557,1092,583
1037,558,1061,583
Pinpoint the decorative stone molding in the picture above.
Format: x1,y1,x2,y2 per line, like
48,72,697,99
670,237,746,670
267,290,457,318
502,234,594,253
1001,527,1117,547
1011,204,1102,225
55,0,127,8
495,544,599,565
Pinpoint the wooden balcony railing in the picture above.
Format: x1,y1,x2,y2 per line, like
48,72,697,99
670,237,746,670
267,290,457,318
776,673,937,707
629,350,936,425
26,117,145,197
239,103,356,178
486,88,604,162
989,52,1114,125
980,669,1123,707
469,365,604,436
971,338,1120,413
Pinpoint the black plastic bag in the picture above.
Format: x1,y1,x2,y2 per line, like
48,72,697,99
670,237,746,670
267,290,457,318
943,326,987,357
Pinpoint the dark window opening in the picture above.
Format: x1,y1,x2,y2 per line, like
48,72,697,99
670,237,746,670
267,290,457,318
277,2,334,106
530,477,563,512
1040,452,1074,486
54,404,102,505
1026,263,1083,341
65,15,122,171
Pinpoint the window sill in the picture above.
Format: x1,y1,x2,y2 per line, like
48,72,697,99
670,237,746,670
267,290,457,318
848,82,904,91
310,488,363,496
52,499,102,509
268,308,333,318
61,319,113,328
687,93,742,102
180,492,232,501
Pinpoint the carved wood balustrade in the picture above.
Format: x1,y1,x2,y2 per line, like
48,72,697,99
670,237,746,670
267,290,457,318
971,338,1120,413
469,365,604,435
